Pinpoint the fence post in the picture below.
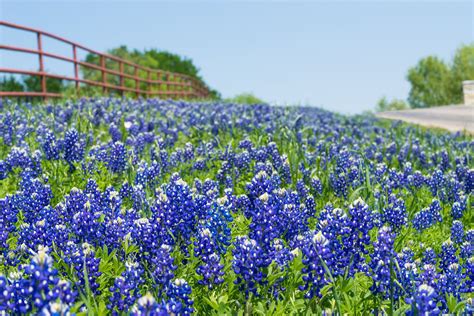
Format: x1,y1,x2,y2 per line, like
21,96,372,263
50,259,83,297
191,79,196,99
37,32,47,100
147,70,151,98
72,44,80,95
134,66,139,97
157,71,162,99
188,78,193,99
119,61,124,98
100,55,107,95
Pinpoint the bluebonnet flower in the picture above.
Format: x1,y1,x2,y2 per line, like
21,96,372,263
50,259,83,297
0,246,76,314
439,239,458,271
438,175,462,203
131,184,148,213
247,192,281,247
134,162,150,188
166,279,194,315
398,247,415,265
268,239,294,299
246,170,274,199
405,284,440,316
460,241,472,260
347,198,375,271
466,298,474,316
418,264,439,288
152,175,198,252
381,196,407,231
368,226,396,297
16,175,53,223
120,181,133,199
296,179,309,198
0,160,7,180
410,171,425,189
329,171,348,198
109,123,122,142
193,158,207,171
439,263,463,299
397,261,418,299
108,261,145,314
203,200,233,254
467,229,474,244
41,131,61,160
300,231,332,298
318,207,352,276
104,212,135,251
151,244,177,294
461,257,473,295
5,146,35,174
412,200,442,232
281,157,292,184
422,247,437,266
63,128,85,171
311,177,323,195
451,220,464,244
39,301,74,316
107,141,127,173
194,228,224,288
427,169,444,197
280,194,312,242
465,168,474,193
62,242,101,295
66,187,104,245
0,199,15,251
183,142,194,161
451,195,467,219
232,236,270,297
270,238,294,268
0,112,14,146
439,150,450,171
130,216,163,261
130,292,169,315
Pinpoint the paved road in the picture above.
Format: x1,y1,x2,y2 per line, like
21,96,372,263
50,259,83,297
376,104,474,133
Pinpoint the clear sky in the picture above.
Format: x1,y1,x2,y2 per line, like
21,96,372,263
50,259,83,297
1,0,473,114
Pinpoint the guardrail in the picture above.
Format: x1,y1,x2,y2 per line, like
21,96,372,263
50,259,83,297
0,21,210,100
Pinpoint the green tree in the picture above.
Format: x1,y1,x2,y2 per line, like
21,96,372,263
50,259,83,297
407,56,452,108
0,75,64,93
375,96,409,112
406,44,474,108
449,44,474,104
226,93,265,104
82,46,218,98
23,75,64,93
0,76,24,92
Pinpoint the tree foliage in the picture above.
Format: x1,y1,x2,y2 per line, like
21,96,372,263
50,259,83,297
0,75,63,93
82,46,219,98
407,44,474,108
23,76,64,93
0,45,218,99
0,76,24,92
225,93,265,105
450,44,474,104
407,56,452,108
375,96,409,112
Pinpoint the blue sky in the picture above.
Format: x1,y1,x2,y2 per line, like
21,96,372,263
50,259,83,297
1,1,472,113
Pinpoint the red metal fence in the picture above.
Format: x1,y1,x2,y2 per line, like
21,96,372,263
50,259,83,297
0,21,210,100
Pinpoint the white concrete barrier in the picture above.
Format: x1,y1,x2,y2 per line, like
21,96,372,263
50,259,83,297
463,80,474,105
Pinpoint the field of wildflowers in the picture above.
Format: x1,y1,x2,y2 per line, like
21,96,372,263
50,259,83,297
0,98,472,315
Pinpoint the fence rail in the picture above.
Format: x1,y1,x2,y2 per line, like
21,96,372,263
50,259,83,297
0,21,210,100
